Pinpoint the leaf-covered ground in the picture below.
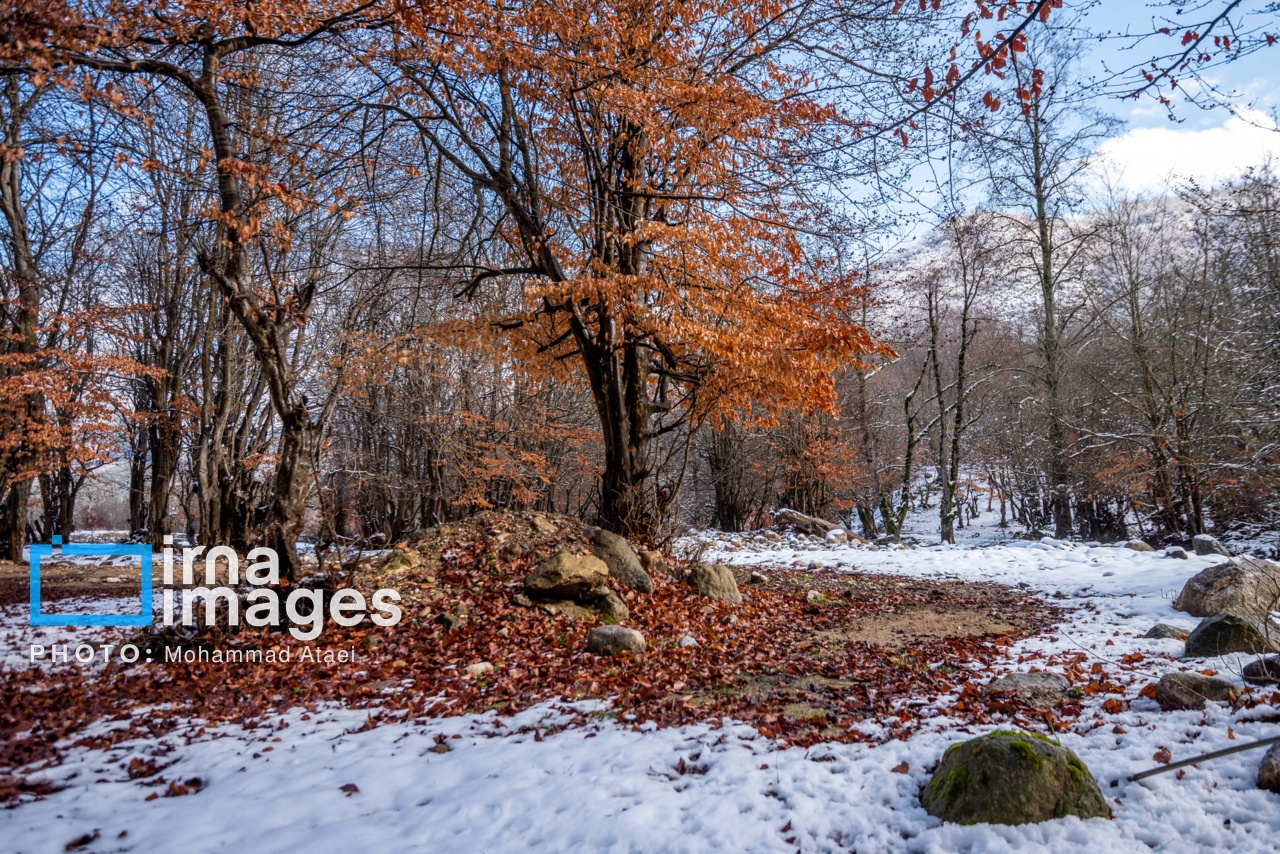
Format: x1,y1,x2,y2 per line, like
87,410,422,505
2,512,1065,797
4,524,1280,851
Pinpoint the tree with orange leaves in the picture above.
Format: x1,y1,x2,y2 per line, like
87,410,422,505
379,0,927,537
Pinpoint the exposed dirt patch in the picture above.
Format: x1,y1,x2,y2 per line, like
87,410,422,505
0,559,147,607
819,604,1019,649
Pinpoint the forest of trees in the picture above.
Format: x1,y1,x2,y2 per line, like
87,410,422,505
2,0,1277,574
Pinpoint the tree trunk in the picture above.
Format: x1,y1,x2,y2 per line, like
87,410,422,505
128,423,149,535
145,399,182,542
0,80,44,560
1030,100,1072,539
264,410,318,577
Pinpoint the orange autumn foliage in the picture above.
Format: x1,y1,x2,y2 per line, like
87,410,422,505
388,0,900,532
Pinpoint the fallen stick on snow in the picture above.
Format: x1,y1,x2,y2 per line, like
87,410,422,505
1127,733,1280,782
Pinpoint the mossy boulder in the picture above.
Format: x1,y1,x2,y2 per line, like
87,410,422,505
922,731,1110,825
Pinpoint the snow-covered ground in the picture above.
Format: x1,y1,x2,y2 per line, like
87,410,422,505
3,534,1278,853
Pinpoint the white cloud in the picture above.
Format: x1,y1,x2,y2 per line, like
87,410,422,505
1092,109,1280,196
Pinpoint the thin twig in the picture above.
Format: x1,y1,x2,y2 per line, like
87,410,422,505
1128,734,1280,782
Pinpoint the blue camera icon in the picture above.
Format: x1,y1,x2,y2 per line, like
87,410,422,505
29,536,153,627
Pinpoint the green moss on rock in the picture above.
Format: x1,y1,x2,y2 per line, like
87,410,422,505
921,731,1110,826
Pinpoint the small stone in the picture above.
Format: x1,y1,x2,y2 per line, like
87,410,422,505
586,625,646,657
1143,624,1189,640
748,572,768,585
679,635,699,648
987,672,1070,705
436,607,468,631
510,593,534,608
1124,541,1156,553
1153,672,1236,710
686,562,743,604
1166,547,1189,560
1258,744,1280,794
1192,534,1231,558
528,514,558,536
805,589,824,604
464,661,494,678
1243,655,1280,686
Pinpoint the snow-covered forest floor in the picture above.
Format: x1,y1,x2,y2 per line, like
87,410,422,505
3,519,1279,854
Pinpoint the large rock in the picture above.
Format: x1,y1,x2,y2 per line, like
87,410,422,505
773,508,841,538
589,529,654,593
1259,744,1280,794
1243,655,1280,686
1183,614,1276,658
585,625,646,657
1192,534,1232,558
686,562,742,604
1153,672,1237,710
1124,541,1156,553
922,731,1110,825
525,551,609,599
987,672,1070,706
1173,557,1280,619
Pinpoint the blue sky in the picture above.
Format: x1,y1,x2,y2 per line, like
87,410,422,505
1077,0,1280,192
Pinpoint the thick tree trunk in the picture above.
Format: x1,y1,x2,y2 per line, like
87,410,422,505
0,81,43,560
145,409,182,541
39,468,78,540
264,411,318,578
3,480,30,559
127,426,149,535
